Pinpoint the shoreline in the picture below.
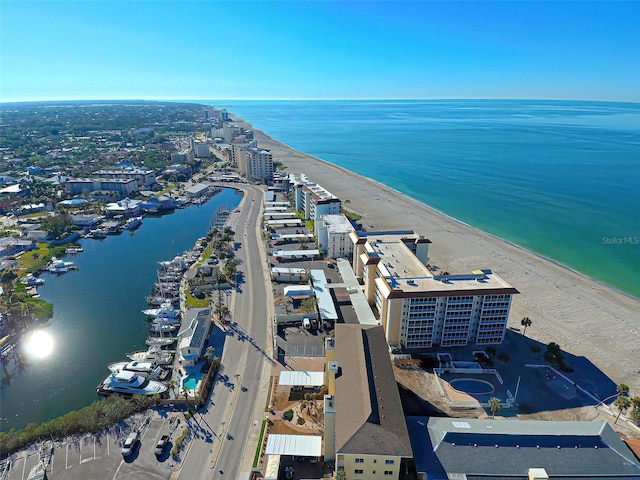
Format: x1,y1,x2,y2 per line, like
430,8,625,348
236,117,636,302
231,114,640,392
366,177,639,303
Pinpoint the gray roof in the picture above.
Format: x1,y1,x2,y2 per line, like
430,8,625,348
407,417,640,478
335,324,413,458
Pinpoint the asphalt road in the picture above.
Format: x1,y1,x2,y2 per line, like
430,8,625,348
177,184,271,480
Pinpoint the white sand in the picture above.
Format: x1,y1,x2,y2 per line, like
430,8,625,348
235,117,640,393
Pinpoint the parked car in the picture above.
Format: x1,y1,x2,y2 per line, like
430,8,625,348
154,434,169,456
121,431,139,456
285,465,295,479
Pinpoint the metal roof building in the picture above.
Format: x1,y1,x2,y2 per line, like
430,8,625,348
265,434,322,457
406,417,640,479
278,371,325,387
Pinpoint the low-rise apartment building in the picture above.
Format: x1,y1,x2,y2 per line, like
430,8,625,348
67,178,139,198
93,168,156,189
351,231,518,349
289,174,342,222
324,325,413,480
317,214,354,258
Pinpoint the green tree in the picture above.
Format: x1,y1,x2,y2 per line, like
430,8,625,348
529,344,541,359
614,395,631,424
520,317,532,336
488,397,502,418
41,214,73,239
336,470,347,480
300,297,319,314
283,409,294,421
617,383,630,397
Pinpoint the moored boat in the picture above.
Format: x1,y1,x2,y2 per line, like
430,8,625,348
97,370,167,396
124,216,143,230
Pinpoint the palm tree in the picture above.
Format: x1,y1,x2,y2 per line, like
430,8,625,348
182,386,190,412
617,383,630,397
488,397,502,418
520,317,532,336
614,395,631,424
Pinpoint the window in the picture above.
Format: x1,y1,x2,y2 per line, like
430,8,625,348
384,471,393,476
355,469,364,475
355,458,364,464
372,471,376,475
385,459,395,465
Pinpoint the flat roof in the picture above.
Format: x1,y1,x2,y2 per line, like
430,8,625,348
363,233,518,298
266,219,303,226
272,233,314,240
265,434,322,457
321,214,354,234
278,371,325,387
310,269,338,321
283,285,313,297
271,267,307,274
336,258,379,325
273,249,320,257
185,183,210,194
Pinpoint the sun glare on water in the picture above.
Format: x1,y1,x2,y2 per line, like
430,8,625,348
24,330,55,359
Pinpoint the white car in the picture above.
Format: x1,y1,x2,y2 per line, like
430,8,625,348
121,431,139,456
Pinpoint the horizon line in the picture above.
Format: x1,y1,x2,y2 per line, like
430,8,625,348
2,97,640,106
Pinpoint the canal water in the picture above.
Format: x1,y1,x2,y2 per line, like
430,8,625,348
0,188,242,432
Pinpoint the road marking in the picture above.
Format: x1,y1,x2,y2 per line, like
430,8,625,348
65,444,70,469
112,460,124,480
21,454,27,480
107,433,110,456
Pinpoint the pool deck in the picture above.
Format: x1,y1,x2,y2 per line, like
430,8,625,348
440,378,478,403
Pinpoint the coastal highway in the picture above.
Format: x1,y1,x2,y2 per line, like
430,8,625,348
177,184,272,480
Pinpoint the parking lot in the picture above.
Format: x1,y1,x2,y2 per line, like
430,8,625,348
6,415,177,480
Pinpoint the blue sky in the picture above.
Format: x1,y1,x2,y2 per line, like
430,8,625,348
1,1,639,102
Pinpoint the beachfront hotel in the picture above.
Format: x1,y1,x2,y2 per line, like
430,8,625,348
351,231,519,349
289,173,342,222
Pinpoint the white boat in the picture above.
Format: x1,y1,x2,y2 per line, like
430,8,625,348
65,245,83,254
146,336,176,346
127,346,173,365
108,360,167,380
48,257,76,274
88,229,107,239
124,216,143,230
143,302,181,320
97,370,167,396
148,323,177,333
21,274,44,286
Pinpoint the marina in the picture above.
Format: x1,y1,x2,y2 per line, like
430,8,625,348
0,188,242,431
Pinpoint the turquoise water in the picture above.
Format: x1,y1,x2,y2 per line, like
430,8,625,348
207,100,640,298
0,189,242,431
183,376,198,390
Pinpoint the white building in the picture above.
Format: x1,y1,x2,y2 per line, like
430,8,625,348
230,139,257,167
351,231,518,349
178,309,212,367
318,214,354,258
289,174,341,222
94,168,156,189
222,123,241,142
193,143,210,158
67,178,139,198
240,148,274,183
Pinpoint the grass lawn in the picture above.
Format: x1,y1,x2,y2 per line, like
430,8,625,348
184,290,209,308
17,244,64,274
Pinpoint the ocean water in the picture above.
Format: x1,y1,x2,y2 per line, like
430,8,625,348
208,100,640,298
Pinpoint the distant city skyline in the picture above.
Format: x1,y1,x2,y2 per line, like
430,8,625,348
1,1,639,103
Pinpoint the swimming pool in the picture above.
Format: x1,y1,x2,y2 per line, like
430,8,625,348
450,378,495,395
183,375,199,390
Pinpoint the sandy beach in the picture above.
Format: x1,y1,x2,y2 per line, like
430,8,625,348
232,116,640,393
